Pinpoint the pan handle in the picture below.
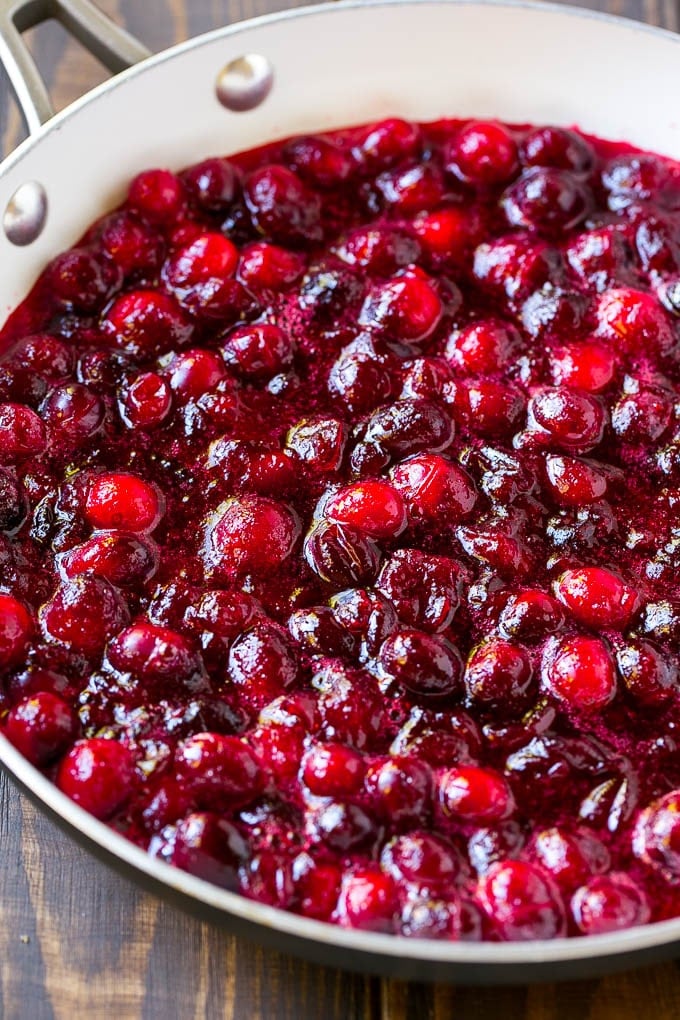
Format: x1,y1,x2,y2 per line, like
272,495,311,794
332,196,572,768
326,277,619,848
0,0,152,135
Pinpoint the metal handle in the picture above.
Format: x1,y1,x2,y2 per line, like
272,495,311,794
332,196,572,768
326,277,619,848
0,0,152,135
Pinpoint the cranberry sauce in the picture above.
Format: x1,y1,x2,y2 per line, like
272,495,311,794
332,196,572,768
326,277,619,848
3,118,680,941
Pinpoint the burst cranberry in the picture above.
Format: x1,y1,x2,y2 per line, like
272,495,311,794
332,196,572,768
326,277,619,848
169,812,247,889
303,520,381,586
13,333,74,380
323,479,406,540
596,287,676,356
107,622,204,692
85,473,164,533
554,566,640,629
541,634,617,712
520,126,594,173
286,416,347,472
612,389,673,443
39,576,129,659
4,691,77,766
400,893,462,939
0,468,24,531
439,765,515,822
128,169,184,225
316,664,384,749
445,318,520,375
446,121,518,185
565,225,635,291
499,589,565,642
391,453,477,522
476,860,566,940
376,548,462,633
228,622,298,708
202,496,300,578
464,639,533,712
307,800,378,854
184,589,261,640
288,606,357,658
379,629,463,698
0,402,47,462
473,233,560,301
182,157,239,211
301,742,365,797
356,118,421,170
376,161,445,213
571,873,650,935
175,732,264,808
58,531,159,587
57,738,136,819
329,589,398,659
103,290,192,358
359,274,443,344
633,791,680,878
615,638,678,705
365,757,433,828
526,827,610,893
221,323,294,380
237,241,305,290
244,164,322,245
527,387,605,452
602,153,675,209
503,167,592,237
549,342,617,393
121,372,172,429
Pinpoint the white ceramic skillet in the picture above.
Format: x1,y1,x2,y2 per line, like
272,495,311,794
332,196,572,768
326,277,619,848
1,0,680,984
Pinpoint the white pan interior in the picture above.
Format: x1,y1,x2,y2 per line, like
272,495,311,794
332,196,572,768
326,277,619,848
2,0,680,324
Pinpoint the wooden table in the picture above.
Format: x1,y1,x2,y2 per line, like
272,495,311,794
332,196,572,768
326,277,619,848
2,1,680,1016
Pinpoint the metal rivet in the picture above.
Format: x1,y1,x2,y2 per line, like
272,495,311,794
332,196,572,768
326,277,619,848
3,181,47,246
216,54,273,112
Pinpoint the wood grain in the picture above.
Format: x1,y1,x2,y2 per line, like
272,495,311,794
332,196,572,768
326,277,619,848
2,1,680,1017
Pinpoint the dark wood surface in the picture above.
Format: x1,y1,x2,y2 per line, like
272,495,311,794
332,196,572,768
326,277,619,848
2,1,680,1017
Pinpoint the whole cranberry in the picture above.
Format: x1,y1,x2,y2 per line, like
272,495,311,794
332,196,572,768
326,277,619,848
240,849,296,910
0,402,47,463
174,732,264,808
336,224,421,274
464,639,533,713
13,333,74,380
553,566,640,630
182,157,239,211
4,691,78,766
103,290,192,358
445,318,520,375
359,274,443,344
356,118,421,171
571,873,650,935
615,638,678,706
228,622,298,708
363,399,454,460
165,349,227,403
390,707,482,767
445,121,518,185
541,634,617,712
288,606,357,659
329,588,398,659
596,287,675,357
550,342,617,394
306,800,378,854
286,416,347,473
121,371,172,429
301,741,365,797
391,453,477,523
455,379,527,438
201,496,300,578
365,756,433,828
525,826,610,893
467,821,526,877
336,868,398,933
170,812,247,889
544,455,608,507
376,548,462,633
57,738,136,819
381,831,461,888
400,892,462,939
376,160,445,213
328,350,393,414
108,622,204,693
244,164,322,245
323,479,407,540
128,168,185,225
303,520,381,586
238,241,305,291
502,167,592,238
612,389,673,443
520,126,594,173
46,248,120,312
41,384,104,445
0,593,32,671
438,765,515,822
498,589,565,642
602,153,675,210
634,791,680,880
473,233,561,302
295,858,342,922
98,211,162,276
378,629,463,698
39,576,129,659
221,323,294,381
57,531,159,588
527,387,605,453
476,860,566,940
565,226,635,292
457,522,533,579
85,472,164,533
284,134,354,188
316,664,385,749
412,205,481,265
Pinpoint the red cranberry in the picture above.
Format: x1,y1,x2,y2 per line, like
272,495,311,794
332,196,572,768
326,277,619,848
12,333,74,380
46,248,120,312
301,741,365,797
238,241,305,291
170,812,247,889
128,169,185,225
41,384,104,445
57,738,136,819
571,873,650,935
363,399,454,459
359,274,443,344
541,634,617,712
498,589,565,642
221,323,294,380
286,416,347,473
58,531,159,587
0,468,24,531
356,118,421,171
438,765,515,822
284,134,354,188
391,453,477,523
376,548,462,633
381,831,461,888
121,371,172,429
182,157,239,211
85,473,164,533
39,576,129,659
553,566,640,630
288,606,357,659
445,318,520,375
502,168,592,238
544,454,608,507
467,821,526,877
336,868,398,932
379,629,463,698
175,732,264,808
476,860,566,940
295,858,342,921
228,622,298,708
602,153,676,209
306,800,378,854
596,287,676,357
336,224,421,274
108,623,204,692
525,826,610,893
400,892,462,939
445,121,518,185
316,664,385,749
240,849,296,909
454,379,526,437
4,691,77,766
244,164,322,245
303,520,381,586
376,161,445,213
464,639,533,713
473,233,561,302
633,791,680,878
165,349,227,403
202,496,300,578
365,756,433,828
565,225,635,292
612,389,673,443
457,522,533,579
164,233,238,289
615,638,678,706
184,590,262,641
520,126,594,173
247,722,306,780
0,593,32,671
98,211,162,276
103,290,192,358
527,387,605,453
0,402,47,462
390,706,482,766
328,350,393,414
323,479,406,540
412,205,481,265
